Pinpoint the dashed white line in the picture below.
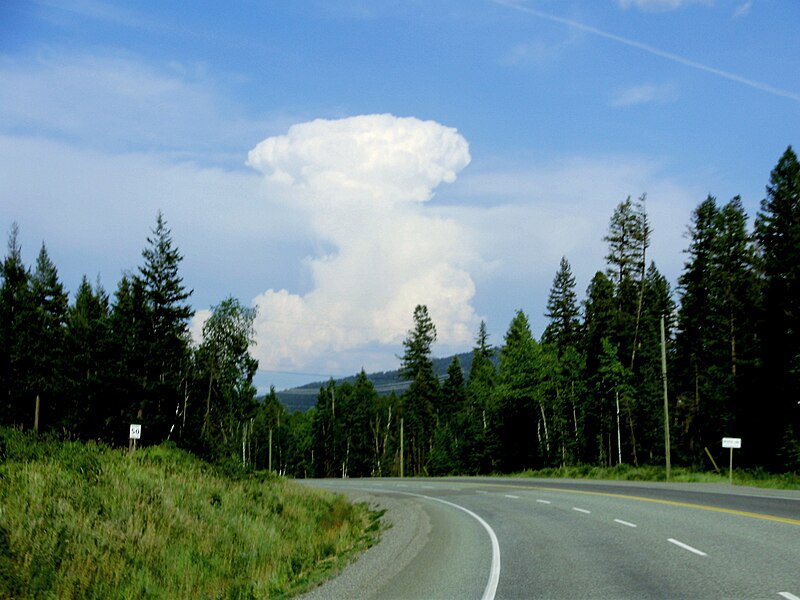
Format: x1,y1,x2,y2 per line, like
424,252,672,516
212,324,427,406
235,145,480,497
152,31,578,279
504,494,520,499
779,592,800,600
614,518,637,528
536,499,551,504
573,507,591,514
668,538,707,556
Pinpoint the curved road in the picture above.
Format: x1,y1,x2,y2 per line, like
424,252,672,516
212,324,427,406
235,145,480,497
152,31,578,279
299,477,800,599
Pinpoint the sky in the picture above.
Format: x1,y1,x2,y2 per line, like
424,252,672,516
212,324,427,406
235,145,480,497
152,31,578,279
1,0,798,392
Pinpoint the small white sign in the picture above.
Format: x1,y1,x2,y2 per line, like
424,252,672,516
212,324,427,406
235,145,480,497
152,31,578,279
722,437,741,449
129,424,142,440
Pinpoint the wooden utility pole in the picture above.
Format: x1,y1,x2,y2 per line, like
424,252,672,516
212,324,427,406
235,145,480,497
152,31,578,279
661,316,671,481
268,427,273,472
400,418,404,478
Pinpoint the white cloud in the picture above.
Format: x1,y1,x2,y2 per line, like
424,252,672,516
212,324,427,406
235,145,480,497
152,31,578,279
246,114,478,372
616,0,712,11
611,82,679,107
733,1,752,18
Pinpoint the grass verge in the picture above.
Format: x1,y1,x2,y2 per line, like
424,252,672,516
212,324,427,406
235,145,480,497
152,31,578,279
512,463,800,489
0,429,382,599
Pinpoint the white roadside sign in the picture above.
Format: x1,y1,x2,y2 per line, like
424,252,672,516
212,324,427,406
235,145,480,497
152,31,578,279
129,424,142,440
722,437,741,449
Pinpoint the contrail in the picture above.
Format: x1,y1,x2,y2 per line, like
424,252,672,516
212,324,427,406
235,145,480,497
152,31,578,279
492,0,800,103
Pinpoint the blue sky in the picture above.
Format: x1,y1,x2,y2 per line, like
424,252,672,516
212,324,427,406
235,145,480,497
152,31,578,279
1,0,798,392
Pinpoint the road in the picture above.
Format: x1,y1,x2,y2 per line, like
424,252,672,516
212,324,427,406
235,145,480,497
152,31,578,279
298,477,800,599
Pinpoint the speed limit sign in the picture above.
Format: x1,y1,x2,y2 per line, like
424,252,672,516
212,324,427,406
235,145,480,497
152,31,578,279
129,424,142,440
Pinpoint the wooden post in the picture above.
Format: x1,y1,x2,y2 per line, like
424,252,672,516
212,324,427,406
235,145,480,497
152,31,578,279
34,395,40,433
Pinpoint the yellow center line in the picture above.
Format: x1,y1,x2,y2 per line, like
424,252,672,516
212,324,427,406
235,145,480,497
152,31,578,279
469,481,800,526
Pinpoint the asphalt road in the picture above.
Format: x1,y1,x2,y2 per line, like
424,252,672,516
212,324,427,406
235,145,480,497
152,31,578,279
298,478,800,599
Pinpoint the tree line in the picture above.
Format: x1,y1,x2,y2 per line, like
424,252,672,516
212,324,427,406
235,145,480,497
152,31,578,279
2,147,799,475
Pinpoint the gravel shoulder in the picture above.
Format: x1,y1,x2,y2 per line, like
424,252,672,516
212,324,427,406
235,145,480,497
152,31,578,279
298,489,431,600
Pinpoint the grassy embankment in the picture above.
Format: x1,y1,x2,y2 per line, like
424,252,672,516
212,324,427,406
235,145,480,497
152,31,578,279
513,463,800,489
0,429,381,599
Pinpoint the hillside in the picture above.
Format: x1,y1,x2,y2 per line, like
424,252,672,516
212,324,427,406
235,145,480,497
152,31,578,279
276,350,497,413
0,429,379,599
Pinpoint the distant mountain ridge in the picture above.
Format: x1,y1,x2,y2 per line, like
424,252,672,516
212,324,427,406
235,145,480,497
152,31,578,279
275,350,496,413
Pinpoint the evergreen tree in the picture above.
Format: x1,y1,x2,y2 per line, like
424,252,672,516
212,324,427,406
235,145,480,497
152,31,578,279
675,195,760,465
343,371,378,477
0,224,33,427
581,271,616,464
461,321,498,474
633,262,675,464
496,310,540,471
754,146,800,468
137,212,193,442
107,275,150,445
400,304,439,475
64,276,111,438
430,356,466,474
28,243,69,432
542,256,581,353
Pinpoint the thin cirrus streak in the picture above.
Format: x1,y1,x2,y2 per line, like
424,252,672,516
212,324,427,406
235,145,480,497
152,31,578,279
491,0,800,103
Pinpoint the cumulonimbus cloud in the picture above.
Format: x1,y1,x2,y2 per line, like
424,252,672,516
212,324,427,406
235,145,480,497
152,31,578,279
245,114,478,372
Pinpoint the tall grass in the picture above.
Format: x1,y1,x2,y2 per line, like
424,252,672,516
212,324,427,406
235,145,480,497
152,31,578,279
513,463,800,489
0,429,381,599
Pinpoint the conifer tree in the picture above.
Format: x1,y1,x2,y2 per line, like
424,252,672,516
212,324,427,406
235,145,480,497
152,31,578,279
430,356,466,474
64,276,111,438
497,310,540,471
754,146,800,468
28,243,69,431
581,271,616,463
462,320,497,473
0,224,33,427
137,212,193,442
400,304,439,475
542,256,581,353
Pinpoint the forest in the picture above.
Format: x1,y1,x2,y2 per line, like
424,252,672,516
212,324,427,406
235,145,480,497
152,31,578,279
2,146,799,476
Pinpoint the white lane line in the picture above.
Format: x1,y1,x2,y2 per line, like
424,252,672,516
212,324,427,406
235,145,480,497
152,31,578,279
504,494,520,499
353,486,501,600
668,538,707,556
779,593,800,600
476,490,488,494
573,507,591,514
614,518,637,528
536,499,551,504
422,495,501,600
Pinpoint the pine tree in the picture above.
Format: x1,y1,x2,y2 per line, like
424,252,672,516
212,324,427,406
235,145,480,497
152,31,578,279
754,146,800,469
675,195,760,465
107,275,150,445
0,224,33,427
542,256,581,353
64,276,111,438
497,310,540,471
400,304,439,475
604,194,651,370
430,356,466,475
137,212,193,442
28,243,69,432
462,320,497,473
581,271,616,464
